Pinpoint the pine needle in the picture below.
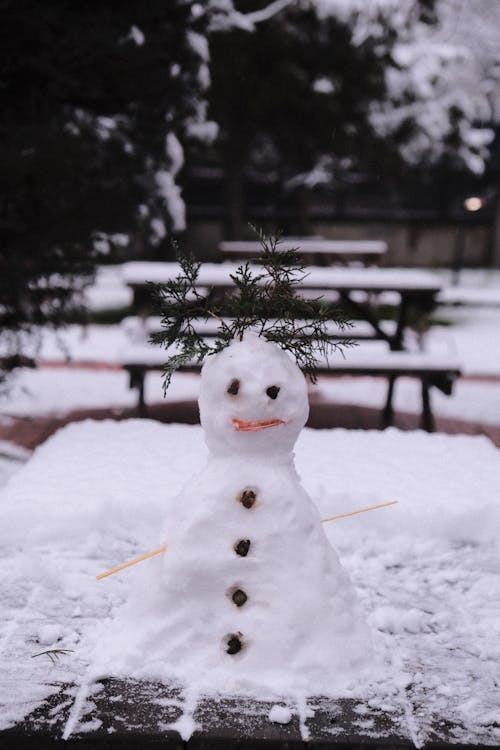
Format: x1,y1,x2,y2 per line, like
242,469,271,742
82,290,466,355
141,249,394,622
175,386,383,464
31,648,74,664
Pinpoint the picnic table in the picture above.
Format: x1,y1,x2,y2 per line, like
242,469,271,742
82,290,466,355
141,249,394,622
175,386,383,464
219,238,388,266
122,262,442,352
120,261,460,429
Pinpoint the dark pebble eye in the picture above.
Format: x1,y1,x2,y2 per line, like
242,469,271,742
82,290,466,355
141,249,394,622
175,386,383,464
227,633,243,655
266,385,280,400
227,378,240,395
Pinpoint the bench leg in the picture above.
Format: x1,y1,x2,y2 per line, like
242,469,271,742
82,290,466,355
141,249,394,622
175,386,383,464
382,375,397,428
128,368,148,418
420,378,435,432
137,373,147,418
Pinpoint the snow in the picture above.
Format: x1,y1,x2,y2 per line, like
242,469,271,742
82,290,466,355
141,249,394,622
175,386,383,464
0,441,31,488
165,132,184,177
155,170,186,234
83,265,133,311
121,261,443,291
268,704,292,724
0,419,499,744
313,77,336,94
128,25,145,46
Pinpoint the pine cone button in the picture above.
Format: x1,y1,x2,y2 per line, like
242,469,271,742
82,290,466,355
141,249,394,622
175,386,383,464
234,539,251,557
227,633,243,655
232,589,247,607
239,489,256,509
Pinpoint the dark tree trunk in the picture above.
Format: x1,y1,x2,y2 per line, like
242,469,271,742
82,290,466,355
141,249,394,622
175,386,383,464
224,158,245,240
295,186,312,236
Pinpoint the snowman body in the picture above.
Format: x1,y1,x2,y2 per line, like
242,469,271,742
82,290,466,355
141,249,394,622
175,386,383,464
105,335,372,695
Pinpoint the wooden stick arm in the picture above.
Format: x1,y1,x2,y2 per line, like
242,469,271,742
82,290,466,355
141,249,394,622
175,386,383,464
96,500,398,580
321,500,397,524
96,545,167,580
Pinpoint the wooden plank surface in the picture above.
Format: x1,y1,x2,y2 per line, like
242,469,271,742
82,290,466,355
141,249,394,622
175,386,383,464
121,263,442,294
0,679,409,748
3,678,495,748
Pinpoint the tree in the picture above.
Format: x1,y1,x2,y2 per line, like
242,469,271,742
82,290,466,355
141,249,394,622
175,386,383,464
206,0,497,236
361,0,495,174
0,0,222,382
209,0,391,237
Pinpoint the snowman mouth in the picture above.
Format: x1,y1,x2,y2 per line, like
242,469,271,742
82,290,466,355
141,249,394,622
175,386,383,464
232,417,286,432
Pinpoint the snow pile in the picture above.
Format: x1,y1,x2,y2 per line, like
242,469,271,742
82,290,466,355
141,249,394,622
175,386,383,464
93,335,373,698
1,416,499,741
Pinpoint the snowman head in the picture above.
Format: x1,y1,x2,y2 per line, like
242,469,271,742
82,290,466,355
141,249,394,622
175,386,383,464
199,333,309,457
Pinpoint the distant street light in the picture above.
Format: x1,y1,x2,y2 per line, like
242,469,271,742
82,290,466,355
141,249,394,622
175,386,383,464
454,196,486,284
463,196,485,212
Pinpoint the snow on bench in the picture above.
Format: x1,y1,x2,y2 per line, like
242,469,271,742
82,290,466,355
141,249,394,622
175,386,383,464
438,286,500,307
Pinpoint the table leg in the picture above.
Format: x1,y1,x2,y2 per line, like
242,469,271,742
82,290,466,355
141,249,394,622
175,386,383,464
128,367,147,418
420,378,435,432
392,295,408,351
338,292,392,345
382,375,397,427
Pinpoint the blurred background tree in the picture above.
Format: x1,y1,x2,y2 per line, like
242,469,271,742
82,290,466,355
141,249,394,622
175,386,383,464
209,1,390,237
0,0,220,383
1,0,499,383
206,0,496,237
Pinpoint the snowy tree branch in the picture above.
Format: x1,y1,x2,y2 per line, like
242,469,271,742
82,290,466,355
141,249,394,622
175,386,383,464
244,0,295,26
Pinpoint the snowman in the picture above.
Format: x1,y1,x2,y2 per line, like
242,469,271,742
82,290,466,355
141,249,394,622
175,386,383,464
98,332,372,697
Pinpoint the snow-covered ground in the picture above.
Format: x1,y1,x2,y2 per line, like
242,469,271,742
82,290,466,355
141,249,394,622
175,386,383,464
0,420,498,744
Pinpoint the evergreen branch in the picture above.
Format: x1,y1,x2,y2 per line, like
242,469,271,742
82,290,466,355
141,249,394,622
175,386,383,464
150,230,355,387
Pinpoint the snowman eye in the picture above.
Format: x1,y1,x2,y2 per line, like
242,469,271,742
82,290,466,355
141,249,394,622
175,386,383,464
266,385,280,400
227,378,240,396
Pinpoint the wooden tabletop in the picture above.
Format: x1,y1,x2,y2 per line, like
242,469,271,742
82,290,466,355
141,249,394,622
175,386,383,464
122,262,442,295
219,238,388,262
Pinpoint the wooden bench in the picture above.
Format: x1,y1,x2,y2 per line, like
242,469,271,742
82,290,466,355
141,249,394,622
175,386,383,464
121,329,461,432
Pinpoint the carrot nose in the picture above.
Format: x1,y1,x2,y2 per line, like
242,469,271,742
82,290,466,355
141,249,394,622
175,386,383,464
232,417,286,432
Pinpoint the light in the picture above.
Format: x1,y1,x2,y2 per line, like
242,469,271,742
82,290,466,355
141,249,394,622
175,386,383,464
463,196,484,212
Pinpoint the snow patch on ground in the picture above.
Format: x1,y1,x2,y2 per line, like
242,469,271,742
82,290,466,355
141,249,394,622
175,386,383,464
0,420,498,745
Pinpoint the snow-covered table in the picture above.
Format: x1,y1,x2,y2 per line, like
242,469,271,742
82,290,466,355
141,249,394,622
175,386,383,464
1,420,499,748
218,238,388,266
121,262,443,351
120,262,458,427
